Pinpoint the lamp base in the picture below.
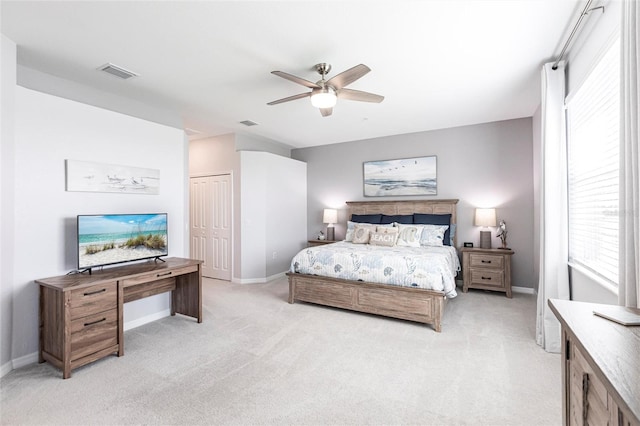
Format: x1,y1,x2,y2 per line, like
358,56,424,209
326,227,335,241
479,231,492,249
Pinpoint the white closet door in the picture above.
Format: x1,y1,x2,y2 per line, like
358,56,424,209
190,174,231,280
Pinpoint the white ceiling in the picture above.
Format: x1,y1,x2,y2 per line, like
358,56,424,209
1,0,582,149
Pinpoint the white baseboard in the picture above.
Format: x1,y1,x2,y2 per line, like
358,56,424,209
1,351,39,378
512,286,535,294
1,360,13,378
123,309,171,331
233,271,286,284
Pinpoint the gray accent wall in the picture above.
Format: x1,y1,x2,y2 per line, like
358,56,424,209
292,118,535,289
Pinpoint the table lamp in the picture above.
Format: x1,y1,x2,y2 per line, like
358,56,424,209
323,208,338,241
474,208,496,249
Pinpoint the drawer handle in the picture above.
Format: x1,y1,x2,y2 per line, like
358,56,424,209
84,317,106,327
481,276,492,280
83,288,106,296
157,272,173,277
582,373,590,423
481,260,492,264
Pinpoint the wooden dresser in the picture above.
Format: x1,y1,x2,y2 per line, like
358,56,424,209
461,247,514,297
36,257,202,379
549,299,640,426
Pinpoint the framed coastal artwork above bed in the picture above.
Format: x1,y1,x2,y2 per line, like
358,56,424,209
363,155,437,197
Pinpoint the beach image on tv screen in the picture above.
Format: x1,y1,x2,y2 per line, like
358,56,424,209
78,214,167,268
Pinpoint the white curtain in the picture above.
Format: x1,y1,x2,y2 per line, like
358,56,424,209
536,62,571,353
619,0,640,308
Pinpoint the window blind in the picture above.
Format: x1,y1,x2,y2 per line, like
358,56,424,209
566,38,620,287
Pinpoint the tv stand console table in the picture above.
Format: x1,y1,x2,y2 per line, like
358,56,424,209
36,257,202,379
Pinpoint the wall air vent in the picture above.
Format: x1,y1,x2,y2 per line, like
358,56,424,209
98,63,138,80
240,120,258,127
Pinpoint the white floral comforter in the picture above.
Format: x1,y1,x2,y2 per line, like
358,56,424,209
290,241,460,298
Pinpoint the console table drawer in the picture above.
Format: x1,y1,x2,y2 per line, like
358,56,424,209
70,309,118,362
469,254,503,269
69,282,117,319
120,264,198,287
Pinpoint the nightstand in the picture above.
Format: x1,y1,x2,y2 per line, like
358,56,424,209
461,247,514,297
307,240,336,247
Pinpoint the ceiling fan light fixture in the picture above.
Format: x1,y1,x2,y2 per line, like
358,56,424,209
310,87,337,108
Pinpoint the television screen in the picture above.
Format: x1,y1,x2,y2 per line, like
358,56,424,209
77,213,168,270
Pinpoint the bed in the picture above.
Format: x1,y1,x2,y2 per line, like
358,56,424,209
287,199,459,332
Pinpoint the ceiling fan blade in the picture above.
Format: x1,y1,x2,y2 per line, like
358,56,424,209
320,107,333,117
267,92,311,105
326,64,370,89
271,71,320,89
338,88,384,103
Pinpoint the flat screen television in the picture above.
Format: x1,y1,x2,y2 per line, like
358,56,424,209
77,213,168,272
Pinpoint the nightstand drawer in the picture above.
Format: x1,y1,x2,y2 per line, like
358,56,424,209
69,282,117,319
470,269,504,288
469,253,504,269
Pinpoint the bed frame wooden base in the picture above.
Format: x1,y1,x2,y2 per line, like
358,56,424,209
287,199,459,332
287,272,446,331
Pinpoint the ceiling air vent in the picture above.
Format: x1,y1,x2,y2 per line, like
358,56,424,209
185,128,202,136
239,120,258,127
98,63,138,80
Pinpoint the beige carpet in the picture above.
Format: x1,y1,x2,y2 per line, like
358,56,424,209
1,277,561,425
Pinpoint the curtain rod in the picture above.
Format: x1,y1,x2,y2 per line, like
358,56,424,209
552,0,605,70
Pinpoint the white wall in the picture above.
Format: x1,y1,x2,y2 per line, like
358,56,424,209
1,35,17,375
240,151,307,282
5,86,187,373
292,118,535,289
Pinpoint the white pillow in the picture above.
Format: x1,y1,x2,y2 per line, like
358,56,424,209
420,225,449,247
396,223,424,247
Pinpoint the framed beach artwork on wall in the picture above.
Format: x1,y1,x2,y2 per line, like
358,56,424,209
65,160,160,194
363,156,437,197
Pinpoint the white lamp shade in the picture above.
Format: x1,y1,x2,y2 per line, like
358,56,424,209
311,87,337,108
323,208,338,225
474,208,497,227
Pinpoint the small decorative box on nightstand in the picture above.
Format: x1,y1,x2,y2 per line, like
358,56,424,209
461,247,514,298
307,240,336,247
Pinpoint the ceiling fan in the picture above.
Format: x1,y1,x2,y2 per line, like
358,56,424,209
267,63,384,117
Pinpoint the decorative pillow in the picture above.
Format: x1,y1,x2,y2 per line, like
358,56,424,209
351,214,382,224
413,213,452,246
420,225,449,247
352,224,376,244
345,221,377,241
380,214,413,225
344,221,356,241
353,226,371,244
374,226,399,245
449,223,457,246
369,230,397,246
395,223,424,247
